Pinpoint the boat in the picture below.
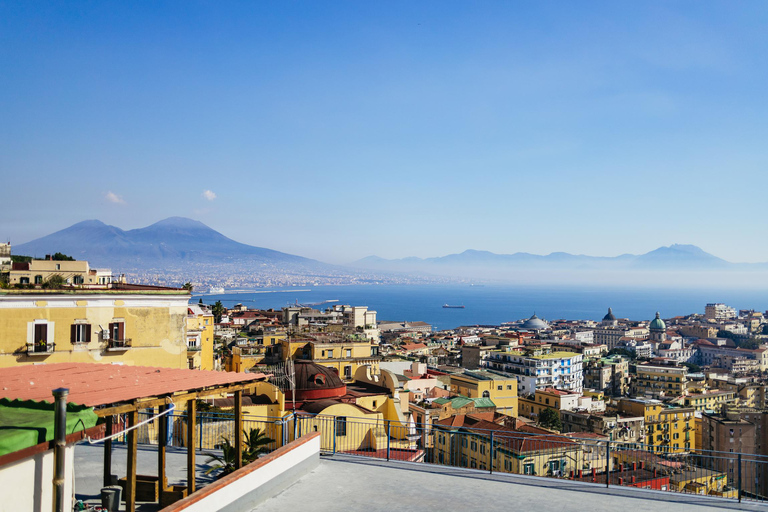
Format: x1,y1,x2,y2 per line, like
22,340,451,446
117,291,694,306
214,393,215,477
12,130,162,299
208,287,225,294
443,304,465,309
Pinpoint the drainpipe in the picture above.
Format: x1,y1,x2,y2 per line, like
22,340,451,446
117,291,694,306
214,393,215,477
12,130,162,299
52,388,69,512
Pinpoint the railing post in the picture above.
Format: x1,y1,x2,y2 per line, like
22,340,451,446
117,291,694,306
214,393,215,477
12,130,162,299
333,418,337,454
738,453,742,503
489,432,494,474
605,440,611,489
387,421,391,461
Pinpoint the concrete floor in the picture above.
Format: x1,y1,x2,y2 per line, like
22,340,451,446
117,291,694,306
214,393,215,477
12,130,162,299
74,443,218,511
255,454,768,512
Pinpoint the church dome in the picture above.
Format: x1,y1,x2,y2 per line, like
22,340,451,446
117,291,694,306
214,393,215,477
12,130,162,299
286,360,347,401
649,312,666,331
522,313,549,330
602,308,616,322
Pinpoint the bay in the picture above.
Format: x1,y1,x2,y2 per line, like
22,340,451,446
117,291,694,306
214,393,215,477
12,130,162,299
196,284,768,331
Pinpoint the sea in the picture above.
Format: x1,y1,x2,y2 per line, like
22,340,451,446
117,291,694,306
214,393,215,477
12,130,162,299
194,284,768,331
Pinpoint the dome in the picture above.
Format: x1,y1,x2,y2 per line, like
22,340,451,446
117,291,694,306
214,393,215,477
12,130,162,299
522,313,549,330
287,360,347,401
602,308,616,322
649,312,666,331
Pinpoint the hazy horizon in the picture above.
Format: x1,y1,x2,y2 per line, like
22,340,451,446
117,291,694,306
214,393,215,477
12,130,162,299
2,2,767,265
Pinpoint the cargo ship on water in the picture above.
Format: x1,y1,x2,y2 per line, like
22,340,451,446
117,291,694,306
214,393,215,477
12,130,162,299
443,304,465,309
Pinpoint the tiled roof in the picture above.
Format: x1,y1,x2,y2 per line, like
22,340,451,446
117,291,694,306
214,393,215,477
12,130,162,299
0,363,266,407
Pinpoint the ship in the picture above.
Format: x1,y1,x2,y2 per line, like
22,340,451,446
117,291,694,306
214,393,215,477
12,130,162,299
208,287,225,294
443,304,465,309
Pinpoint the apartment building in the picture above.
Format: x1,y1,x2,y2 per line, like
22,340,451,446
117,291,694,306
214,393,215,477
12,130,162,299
0,285,191,369
618,399,695,453
705,303,737,321
185,304,215,370
449,370,518,416
483,347,583,395
631,364,688,398
8,258,113,287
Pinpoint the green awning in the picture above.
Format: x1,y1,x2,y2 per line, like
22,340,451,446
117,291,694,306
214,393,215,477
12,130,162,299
0,398,99,457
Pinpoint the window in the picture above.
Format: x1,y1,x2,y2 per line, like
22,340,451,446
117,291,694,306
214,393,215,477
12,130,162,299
470,440,477,451
55,264,61,270
523,463,535,475
73,275,84,285
480,444,486,455
372,400,377,409
110,322,125,341
335,416,347,436
19,277,29,285
497,385,502,391
482,391,490,398
344,366,352,379
71,323,91,344
34,275,43,284
346,349,352,357
507,385,513,390
461,437,468,448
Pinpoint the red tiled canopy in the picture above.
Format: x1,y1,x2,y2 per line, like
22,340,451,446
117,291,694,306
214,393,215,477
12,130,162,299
0,363,266,407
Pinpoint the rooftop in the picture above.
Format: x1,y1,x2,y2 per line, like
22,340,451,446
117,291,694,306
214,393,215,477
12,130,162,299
253,455,761,512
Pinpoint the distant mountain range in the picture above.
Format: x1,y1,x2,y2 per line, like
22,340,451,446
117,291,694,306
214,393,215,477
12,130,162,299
15,217,319,270
352,244,768,276
13,218,768,287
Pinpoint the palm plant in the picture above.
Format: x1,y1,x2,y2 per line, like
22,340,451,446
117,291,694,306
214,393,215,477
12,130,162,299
203,428,275,478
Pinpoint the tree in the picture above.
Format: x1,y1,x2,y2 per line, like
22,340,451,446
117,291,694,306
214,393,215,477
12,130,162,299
203,428,274,478
198,298,204,305
212,301,224,323
182,282,194,292
42,274,66,289
51,252,74,261
538,408,562,431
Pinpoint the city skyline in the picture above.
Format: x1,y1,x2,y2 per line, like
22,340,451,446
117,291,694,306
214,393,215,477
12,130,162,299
2,2,767,264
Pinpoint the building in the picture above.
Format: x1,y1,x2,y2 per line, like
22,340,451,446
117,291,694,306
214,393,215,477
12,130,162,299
617,399,695,453
583,355,630,396
700,411,763,496
0,285,192,369
681,390,736,413
448,370,518,416
185,304,215,370
8,258,113,287
648,312,666,343
631,363,688,398
483,347,583,395
705,303,737,321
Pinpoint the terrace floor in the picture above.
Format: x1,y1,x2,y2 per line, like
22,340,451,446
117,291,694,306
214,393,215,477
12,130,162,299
254,454,767,512
74,443,218,511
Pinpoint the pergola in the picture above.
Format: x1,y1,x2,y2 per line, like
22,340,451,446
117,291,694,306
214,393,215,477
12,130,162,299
0,362,268,511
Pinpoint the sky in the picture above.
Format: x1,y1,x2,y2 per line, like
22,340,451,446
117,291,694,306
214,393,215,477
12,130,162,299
1,1,767,265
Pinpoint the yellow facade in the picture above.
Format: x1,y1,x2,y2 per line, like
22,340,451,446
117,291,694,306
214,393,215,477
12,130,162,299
618,399,695,453
632,365,688,398
433,427,581,475
0,289,191,368
185,305,215,370
449,371,518,416
682,391,736,413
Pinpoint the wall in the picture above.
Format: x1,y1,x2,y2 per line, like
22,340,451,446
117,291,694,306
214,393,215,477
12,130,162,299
0,445,75,512
163,433,320,512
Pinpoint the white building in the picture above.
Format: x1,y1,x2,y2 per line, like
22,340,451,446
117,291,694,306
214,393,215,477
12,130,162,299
482,348,583,395
705,303,737,321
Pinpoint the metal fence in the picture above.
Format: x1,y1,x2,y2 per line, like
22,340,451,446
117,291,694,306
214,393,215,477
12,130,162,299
128,411,768,503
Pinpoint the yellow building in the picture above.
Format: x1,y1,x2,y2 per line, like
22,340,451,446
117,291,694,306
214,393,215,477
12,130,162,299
185,304,215,370
449,370,518,416
681,390,736,413
632,364,688,398
518,388,581,422
618,398,695,453
0,286,191,368
433,413,580,475
8,258,112,286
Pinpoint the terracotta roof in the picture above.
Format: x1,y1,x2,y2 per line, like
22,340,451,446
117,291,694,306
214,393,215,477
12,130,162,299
0,363,266,407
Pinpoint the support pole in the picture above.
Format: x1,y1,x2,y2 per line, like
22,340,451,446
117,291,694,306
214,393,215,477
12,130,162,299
103,415,113,487
387,421,391,461
605,441,611,489
489,432,494,474
52,388,69,512
158,405,167,493
235,390,243,470
187,400,197,495
126,410,139,512
738,453,743,503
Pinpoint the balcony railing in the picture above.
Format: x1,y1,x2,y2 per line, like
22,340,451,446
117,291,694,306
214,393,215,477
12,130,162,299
107,338,132,351
26,342,54,355
187,345,202,352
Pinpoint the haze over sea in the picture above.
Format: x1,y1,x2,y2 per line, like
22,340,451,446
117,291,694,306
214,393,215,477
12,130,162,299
200,285,768,331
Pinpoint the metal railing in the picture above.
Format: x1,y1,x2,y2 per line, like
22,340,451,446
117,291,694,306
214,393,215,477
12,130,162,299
127,411,768,503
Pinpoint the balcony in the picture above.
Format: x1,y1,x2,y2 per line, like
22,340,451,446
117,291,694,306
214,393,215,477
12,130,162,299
26,342,54,356
187,344,202,352
107,339,132,351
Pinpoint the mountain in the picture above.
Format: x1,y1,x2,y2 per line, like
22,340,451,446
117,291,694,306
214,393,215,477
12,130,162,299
15,217,315,269
352,244,755,277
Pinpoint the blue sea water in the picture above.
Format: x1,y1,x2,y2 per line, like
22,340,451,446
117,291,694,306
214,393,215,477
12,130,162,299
196,284,768,331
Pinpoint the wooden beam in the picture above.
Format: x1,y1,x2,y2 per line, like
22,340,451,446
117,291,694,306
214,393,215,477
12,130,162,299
235,390,243,470
95,382,261,417
126,410,138,512
187,399,196,495
103,415,113,488
158,405,168,493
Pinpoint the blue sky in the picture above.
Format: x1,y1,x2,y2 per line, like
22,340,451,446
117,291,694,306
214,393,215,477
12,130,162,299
1,1,767,264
